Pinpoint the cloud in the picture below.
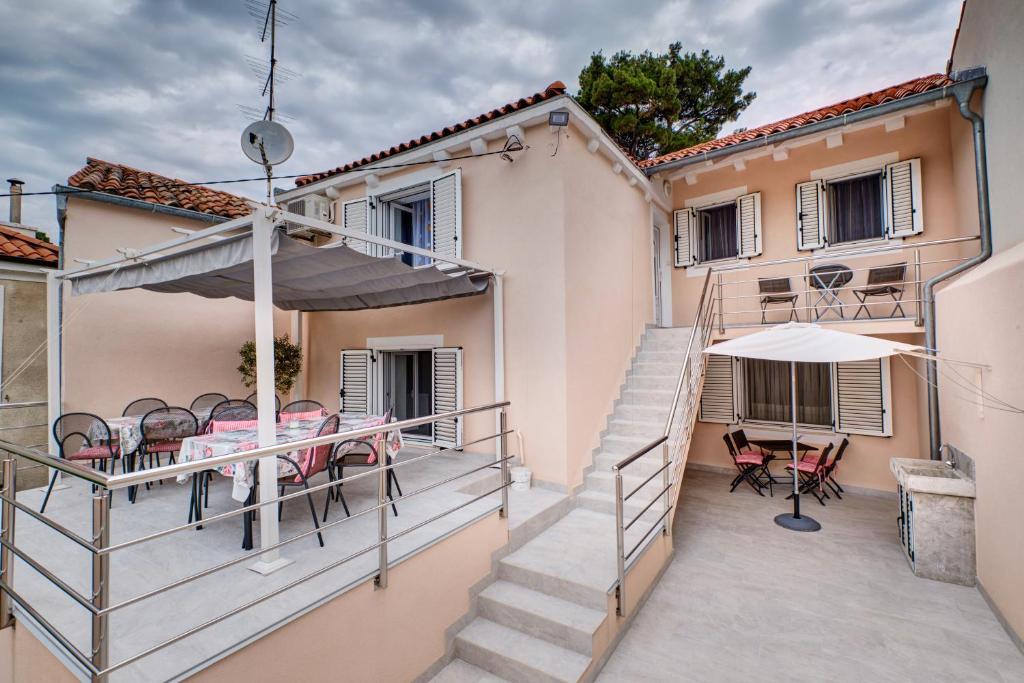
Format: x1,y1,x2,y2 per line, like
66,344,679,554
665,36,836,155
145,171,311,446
0,0,962,232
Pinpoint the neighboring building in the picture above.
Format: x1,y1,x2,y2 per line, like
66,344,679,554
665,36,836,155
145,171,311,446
0,180,59,490
56,158,291,419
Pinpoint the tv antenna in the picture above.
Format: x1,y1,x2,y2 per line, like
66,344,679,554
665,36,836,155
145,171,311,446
240,0,297,204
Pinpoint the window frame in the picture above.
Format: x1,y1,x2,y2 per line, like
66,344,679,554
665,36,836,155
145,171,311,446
694,200,740,265
374,181,434,268
823,169,887,247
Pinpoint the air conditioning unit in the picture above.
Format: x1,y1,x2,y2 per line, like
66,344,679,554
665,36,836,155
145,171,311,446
284,195,333,241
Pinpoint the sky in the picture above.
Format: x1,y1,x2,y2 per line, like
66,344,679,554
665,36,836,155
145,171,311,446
0,0,963,234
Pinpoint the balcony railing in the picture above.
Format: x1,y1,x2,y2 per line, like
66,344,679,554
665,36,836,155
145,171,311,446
709,235,980,331
0,402,512,681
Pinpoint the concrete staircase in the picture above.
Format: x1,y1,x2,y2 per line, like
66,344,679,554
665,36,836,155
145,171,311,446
431,327,694,683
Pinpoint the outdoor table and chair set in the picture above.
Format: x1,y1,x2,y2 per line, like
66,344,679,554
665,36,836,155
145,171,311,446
41,392,404,550
757,262,908,323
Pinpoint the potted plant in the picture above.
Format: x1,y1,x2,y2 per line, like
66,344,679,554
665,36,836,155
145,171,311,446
237,334,303,394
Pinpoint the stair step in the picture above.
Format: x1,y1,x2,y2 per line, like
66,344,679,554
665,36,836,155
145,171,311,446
629,361,683,377
478,581,606,656
635,349,686,363
626,374,676,390
613,403,670,422
617,388,675,408
604,417,664,438
642,338,692,352
432,659,512,683
576,489,670,525
592,451,666,477
584,469,665,498
599,434,658,456
455,618,591,683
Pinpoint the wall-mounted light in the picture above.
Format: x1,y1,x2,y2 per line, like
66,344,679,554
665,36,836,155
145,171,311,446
548,111,570,127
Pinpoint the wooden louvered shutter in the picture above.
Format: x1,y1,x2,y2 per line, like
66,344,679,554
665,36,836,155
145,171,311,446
673,208,696,267
340,349,373,414
699,354,737,423
736,192,762,258
431,169,462,269
431,347,463,448
795,180,825,250
342,198,371,255
834,358,892,436
885,158,923,237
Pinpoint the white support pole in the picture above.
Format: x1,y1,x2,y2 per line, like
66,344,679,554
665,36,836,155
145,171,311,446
250,209,291,575
493,274,505,462
289,310,304,402
45,272,65,489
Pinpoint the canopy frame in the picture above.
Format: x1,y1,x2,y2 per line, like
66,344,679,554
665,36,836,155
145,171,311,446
46,204,507,573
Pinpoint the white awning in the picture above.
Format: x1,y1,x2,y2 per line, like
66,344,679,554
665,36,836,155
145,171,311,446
71,230,490,311
704,322,922,362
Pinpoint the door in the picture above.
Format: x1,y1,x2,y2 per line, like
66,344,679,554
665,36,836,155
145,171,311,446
652,226,664,327
390,350,432,438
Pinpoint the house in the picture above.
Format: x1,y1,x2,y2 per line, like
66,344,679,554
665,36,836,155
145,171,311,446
0,179,58,490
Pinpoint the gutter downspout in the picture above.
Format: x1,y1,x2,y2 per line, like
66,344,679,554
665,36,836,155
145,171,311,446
925,69,991,460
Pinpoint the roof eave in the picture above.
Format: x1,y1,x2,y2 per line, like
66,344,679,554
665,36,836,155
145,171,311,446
643,73,988,177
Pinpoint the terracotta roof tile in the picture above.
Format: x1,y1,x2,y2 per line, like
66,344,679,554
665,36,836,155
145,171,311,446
295,81,568,187
0,224,58,266
641,73,953,170
67,158,251,219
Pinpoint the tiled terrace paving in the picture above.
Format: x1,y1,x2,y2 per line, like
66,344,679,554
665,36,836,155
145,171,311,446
598,469,1024,683
10,448,567,682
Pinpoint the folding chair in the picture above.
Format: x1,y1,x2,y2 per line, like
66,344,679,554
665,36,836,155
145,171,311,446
785,443,833,506
853,263,907,319
758,277,799,324
822,438,850,499
722,433,769,496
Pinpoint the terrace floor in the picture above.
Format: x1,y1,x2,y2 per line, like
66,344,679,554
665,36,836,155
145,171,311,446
597,468,1024,683
11,447,567,682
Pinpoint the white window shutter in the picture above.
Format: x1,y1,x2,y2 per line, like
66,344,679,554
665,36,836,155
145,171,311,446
795,180,825,250
431,169,462,269
736,192,762,258
885,158,923,237
340,349,374,414
699,354,737,423
342,198,372,255
673,208,696,267
431,347,463,448
834,358,892,436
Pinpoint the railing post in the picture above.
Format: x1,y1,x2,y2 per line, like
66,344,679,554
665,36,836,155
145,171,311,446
716,272,724,334
499,409,509,519
613,467,626,617
1,458,15,630
661,441,670,536
375,448,388,590
91,493,110,681
803,261,811,323
914,248,923,326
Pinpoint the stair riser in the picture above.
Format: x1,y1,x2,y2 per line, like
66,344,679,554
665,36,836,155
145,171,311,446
585,473,665,498
599,438,653,456
477,596,595,656
603,420,664,439
616,390,675,408
635,350,686,363
498,562,608,612
612,404,671,421
629,362,683,377
593,453,666,477
642,339,692,352
626,375,677,390
454,635,566,683
576,494,669,524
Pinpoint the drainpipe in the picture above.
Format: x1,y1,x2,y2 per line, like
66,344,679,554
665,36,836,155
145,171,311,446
925,68,991,460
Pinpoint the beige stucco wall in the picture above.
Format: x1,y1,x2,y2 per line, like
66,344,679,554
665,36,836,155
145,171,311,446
687,332,927,493
940,0,1024,645
61,198,289,419
0,621,79,683
305,122,654,489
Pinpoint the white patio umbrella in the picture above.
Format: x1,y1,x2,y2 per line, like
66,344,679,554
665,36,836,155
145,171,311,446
705,322,922,531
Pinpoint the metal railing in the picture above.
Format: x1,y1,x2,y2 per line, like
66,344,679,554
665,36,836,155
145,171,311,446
710,236,980,331
612,269,716,616
0,402,512,681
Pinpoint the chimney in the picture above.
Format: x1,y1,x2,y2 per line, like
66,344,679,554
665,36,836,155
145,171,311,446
7,179,24,224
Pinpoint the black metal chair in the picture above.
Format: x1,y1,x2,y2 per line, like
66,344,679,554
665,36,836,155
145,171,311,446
131,407,199,503
822,437,850,499
280,400,326,418
206,399,258,429
189,392,229,413
122,397,167,417
245,391,281,412
785,443,834,506
852,263,907,319
722,433,769,496
277,414,339,548
758,277,799,324
326,411,402,519
41,413,121,513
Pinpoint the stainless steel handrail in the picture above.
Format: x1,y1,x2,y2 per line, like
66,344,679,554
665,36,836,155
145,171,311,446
0,402,515,682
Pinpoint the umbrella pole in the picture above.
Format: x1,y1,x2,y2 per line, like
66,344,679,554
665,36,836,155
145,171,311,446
774,361,821,532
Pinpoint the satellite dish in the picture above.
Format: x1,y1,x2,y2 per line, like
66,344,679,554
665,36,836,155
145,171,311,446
241,120,294,166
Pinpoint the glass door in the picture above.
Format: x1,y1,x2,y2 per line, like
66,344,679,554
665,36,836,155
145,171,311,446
389,350,432,438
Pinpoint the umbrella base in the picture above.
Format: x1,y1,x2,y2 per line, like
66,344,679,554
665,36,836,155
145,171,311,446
774,513,821,532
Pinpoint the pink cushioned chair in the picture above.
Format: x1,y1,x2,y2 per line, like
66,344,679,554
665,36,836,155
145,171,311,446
277,413,340,548
785,442,833,506
723,433,770,496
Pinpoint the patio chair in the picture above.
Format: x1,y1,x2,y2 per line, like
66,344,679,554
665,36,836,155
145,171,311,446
280,400,326,422
277,413,340,548
758,277,799,324
326,410,402,519
822,437,850,499
41,413,121,513
245,391,282,413
122,397,168,417
852,263,907,320
189,392,228,413
785,442,833,506
722,433,770,497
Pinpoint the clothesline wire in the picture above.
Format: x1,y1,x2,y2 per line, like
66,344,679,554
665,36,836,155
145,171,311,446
897,354,1024,415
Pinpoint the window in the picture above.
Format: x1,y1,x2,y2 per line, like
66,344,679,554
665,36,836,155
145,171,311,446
382,186,432,267
742,359,832,427
826,172,884,245
697,204,738,263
